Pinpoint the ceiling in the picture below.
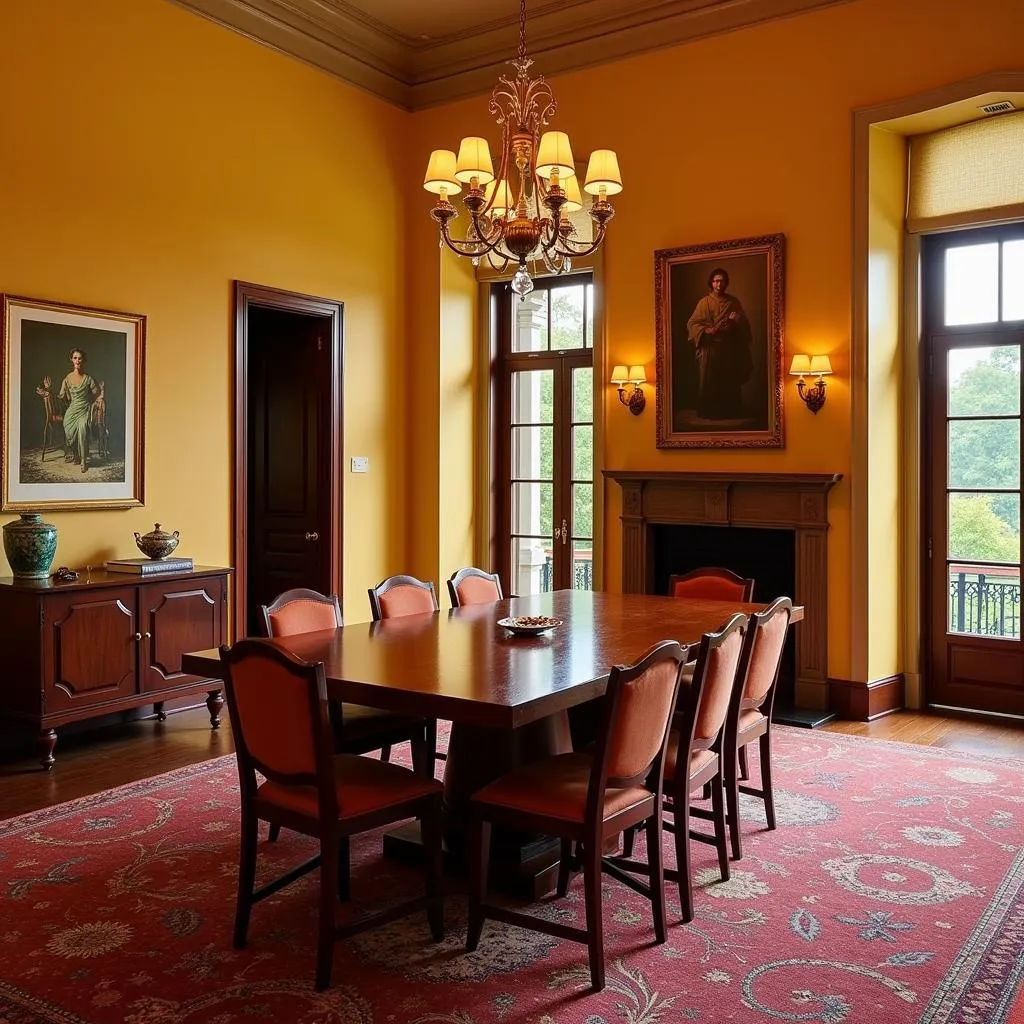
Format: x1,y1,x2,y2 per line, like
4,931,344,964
169,0,853,110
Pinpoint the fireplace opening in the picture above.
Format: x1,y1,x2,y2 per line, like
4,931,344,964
651,523,798,714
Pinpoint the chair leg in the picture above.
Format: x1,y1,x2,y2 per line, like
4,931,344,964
380,744,393,763
760,732,776,831
582,840,605,992
466,815,490,952
233,811,259,948
738,743,750,781
556,838,573,897
336,835,351,902
646,813,667,944
421,797,444,942
412,720,438,779
711,774,730,882
621,825,636,857
315,833,338,991
725,755,743,862
268,823,281,843
675,789,694,922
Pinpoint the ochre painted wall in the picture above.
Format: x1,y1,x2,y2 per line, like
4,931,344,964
409,0,1024,681
0,0,410,622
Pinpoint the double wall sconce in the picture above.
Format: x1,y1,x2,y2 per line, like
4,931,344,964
789,354,833,414
610,364,647,415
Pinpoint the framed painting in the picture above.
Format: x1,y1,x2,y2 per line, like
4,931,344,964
2,295,146,511
654,233,785,448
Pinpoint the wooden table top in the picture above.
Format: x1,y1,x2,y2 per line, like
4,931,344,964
182,590,803,730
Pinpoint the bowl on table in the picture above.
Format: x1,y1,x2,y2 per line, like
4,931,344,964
497,615,563,637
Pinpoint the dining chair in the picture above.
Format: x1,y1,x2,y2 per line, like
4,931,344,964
446,566,503,608
220,638,444,991
667,566,755,602
466,639,689,992
612,613,748,922
723,597,794,860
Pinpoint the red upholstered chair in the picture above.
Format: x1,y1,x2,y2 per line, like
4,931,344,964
668,567,755,603
723,597,794,860
220,639,444,991
446,566,503,608
466,640,689,993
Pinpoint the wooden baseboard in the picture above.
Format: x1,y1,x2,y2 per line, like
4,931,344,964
828,674,904,721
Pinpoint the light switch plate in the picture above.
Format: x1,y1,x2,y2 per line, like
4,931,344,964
351,456,369,473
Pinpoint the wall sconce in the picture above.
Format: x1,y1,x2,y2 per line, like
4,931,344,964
611,364,646,415
789,354,833,413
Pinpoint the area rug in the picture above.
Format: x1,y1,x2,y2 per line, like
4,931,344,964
1,728,1022,1024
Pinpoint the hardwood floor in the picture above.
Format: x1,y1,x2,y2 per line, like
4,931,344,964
0,706,1021,822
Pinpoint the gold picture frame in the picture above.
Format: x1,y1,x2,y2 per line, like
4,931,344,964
2,294,146,511
655,233,785,448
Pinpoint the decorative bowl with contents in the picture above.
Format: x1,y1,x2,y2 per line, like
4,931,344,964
134,523,180,560
497,614,563,637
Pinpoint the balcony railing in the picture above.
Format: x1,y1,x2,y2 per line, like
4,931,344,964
949,570,1021,638
540,550,593,592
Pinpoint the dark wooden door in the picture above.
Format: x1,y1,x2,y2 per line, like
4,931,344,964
245,306,334,634
923,226,1023,715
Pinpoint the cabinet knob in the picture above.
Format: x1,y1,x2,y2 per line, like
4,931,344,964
134,632,142,641
305,531,319,542
143,631,152,639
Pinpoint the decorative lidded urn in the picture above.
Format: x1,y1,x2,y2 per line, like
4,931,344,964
134,523,180,560
3,512,59,579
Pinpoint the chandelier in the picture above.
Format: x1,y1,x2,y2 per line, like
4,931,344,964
422,0,622,298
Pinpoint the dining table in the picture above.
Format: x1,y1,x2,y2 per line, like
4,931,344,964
182,589,803,896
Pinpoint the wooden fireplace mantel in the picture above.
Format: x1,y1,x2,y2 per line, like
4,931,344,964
604,470,842,711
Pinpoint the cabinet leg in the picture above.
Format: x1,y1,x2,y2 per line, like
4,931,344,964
206,689,224,730
39,729,57,771
154,701,167,722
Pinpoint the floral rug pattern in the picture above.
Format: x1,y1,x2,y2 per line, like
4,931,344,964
1,728,1023,1023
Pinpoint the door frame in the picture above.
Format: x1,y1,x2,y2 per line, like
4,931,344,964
232,281,344,639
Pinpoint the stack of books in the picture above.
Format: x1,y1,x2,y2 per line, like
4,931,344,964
106,556,194,575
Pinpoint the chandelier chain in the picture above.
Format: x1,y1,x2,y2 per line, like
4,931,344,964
518,0,527,62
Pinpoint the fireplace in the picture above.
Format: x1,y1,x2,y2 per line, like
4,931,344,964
605,471,841,714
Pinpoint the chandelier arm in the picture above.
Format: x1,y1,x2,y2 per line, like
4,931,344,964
549,222,609,258
438,218,506,260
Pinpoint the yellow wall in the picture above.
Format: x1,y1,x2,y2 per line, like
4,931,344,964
409,0,1024,681
0,0,410,622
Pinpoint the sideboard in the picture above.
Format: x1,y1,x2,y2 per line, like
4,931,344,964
0,566,232,768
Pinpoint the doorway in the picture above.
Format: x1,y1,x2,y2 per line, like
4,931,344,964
233,282,343,638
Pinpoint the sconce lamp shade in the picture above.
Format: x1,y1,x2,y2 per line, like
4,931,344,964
423,149,462,195
486,178,514,218
584,149,623,195
789,354,812,376
455,137,495,184
809,355,833,376
562,174,584,213
627,365,647,384
610,364,629,385
536,131,576,180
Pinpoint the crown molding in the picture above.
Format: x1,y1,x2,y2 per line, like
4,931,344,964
169,0,853,110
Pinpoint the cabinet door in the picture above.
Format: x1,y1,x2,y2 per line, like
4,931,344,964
44,589,138,714
139,576,226,694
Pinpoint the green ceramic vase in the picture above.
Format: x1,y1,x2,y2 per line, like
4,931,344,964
3,512,59,579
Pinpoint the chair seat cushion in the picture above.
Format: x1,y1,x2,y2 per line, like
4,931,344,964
257,753,441,821
664,733,718,789
471,752,652,825
737,708,768,735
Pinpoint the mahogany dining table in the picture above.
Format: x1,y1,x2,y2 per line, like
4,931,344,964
182,590,802,894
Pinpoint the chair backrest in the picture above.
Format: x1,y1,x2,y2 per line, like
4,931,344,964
447,566,503,608
259,588,343,638
368,574,439,621
587,640,689,814
220,639,337,816
738,596,793,714
689,613,748,751
668,566,755,603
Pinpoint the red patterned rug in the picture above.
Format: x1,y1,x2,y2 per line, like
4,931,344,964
1,727,1023,1024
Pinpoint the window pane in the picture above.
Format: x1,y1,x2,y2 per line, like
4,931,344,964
1004,240,1024,322
511,369,553,424
947,346,1020,416
948,492,1020,563
511,425,553,480
511,292,548,352
944,243,999,326
550,283,586,350
511,538,553,595
949,420,1020,489
585,284,595,348
947,565,1022,638
572,540,593,591
572,425,593,480
572,366,593,422
572,483,593,539
512,481,552,537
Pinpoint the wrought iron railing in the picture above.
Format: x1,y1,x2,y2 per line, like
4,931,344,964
949,571,1021,638
540,552,593,592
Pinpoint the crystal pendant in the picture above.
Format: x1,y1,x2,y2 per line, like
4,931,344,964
563,257,572,272
511,264,534,299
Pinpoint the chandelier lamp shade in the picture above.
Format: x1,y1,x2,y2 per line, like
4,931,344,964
422,0,622,298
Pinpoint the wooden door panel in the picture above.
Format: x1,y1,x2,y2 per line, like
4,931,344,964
45,591,137,712
140,578,225,693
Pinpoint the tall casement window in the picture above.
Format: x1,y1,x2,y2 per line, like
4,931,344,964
493,274,594,596
923,225,1023,716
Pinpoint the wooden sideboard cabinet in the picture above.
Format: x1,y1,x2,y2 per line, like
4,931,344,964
0,566,232,769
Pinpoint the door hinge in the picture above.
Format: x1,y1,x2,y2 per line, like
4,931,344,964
318,336,324,352
927,537,933,558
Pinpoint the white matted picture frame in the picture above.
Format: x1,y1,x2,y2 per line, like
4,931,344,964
2,295,146,511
